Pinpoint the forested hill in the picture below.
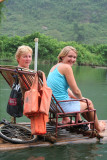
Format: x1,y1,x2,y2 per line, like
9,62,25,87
0,0,107,44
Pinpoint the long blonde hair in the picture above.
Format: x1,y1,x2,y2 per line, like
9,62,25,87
58,46,77,62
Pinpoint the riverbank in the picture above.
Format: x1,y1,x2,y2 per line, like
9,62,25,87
0,59,107,69
91,65,107,69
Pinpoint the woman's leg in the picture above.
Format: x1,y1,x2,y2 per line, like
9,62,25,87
62,114,82,124
80,101,106,133
61,100,82,124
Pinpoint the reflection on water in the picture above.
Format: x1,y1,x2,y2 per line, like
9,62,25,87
0,143,107,160
27,156,45,160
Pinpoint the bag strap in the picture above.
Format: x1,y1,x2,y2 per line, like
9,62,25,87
13,75,19,85
31,73,38,90
41,71,47,87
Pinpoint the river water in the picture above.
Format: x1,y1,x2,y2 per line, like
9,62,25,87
0,62,107,160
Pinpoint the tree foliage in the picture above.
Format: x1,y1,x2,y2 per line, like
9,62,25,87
0,0,5,24
0,32,106,66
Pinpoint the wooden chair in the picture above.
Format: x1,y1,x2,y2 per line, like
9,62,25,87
0,65,96,137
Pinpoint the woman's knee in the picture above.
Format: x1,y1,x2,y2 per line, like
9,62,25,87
80,102,87,111
80,101,95,111
89,103,94,110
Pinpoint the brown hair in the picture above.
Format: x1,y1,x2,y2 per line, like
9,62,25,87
58,46,77,62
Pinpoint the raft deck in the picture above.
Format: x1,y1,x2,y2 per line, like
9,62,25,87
0,120,107,151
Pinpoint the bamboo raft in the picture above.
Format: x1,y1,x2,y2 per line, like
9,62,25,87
0,120,107,151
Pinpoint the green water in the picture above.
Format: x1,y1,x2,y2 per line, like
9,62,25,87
0,143,107,160
0,62,107,159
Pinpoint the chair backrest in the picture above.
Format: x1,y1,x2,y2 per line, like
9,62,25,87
50,94,65,114
37,71,65,114
0,65,36,96
0,66,17,88
0,65,64,114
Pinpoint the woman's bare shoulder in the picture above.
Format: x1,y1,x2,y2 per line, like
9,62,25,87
59,63,72,70
58,63,70,68
50,64,58,72
58,63,72,74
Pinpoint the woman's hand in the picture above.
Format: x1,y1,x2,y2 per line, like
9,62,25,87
68,88,77,99
86,99,92,105
82,97,92,105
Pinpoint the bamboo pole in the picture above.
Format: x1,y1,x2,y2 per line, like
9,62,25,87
34,38,38,71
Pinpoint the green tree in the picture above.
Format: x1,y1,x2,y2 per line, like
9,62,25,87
0,0,5,24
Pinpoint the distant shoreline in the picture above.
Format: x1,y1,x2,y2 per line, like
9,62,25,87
0,59,107,69
91,66,107,69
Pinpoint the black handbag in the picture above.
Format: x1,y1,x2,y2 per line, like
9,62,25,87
7,75,23,117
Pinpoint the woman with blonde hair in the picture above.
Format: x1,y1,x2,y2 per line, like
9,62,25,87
47,46,106,133
15,45,33,69
10,45,33,122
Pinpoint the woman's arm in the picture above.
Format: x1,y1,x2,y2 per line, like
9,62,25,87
61,64,83,99
68,88,77,99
